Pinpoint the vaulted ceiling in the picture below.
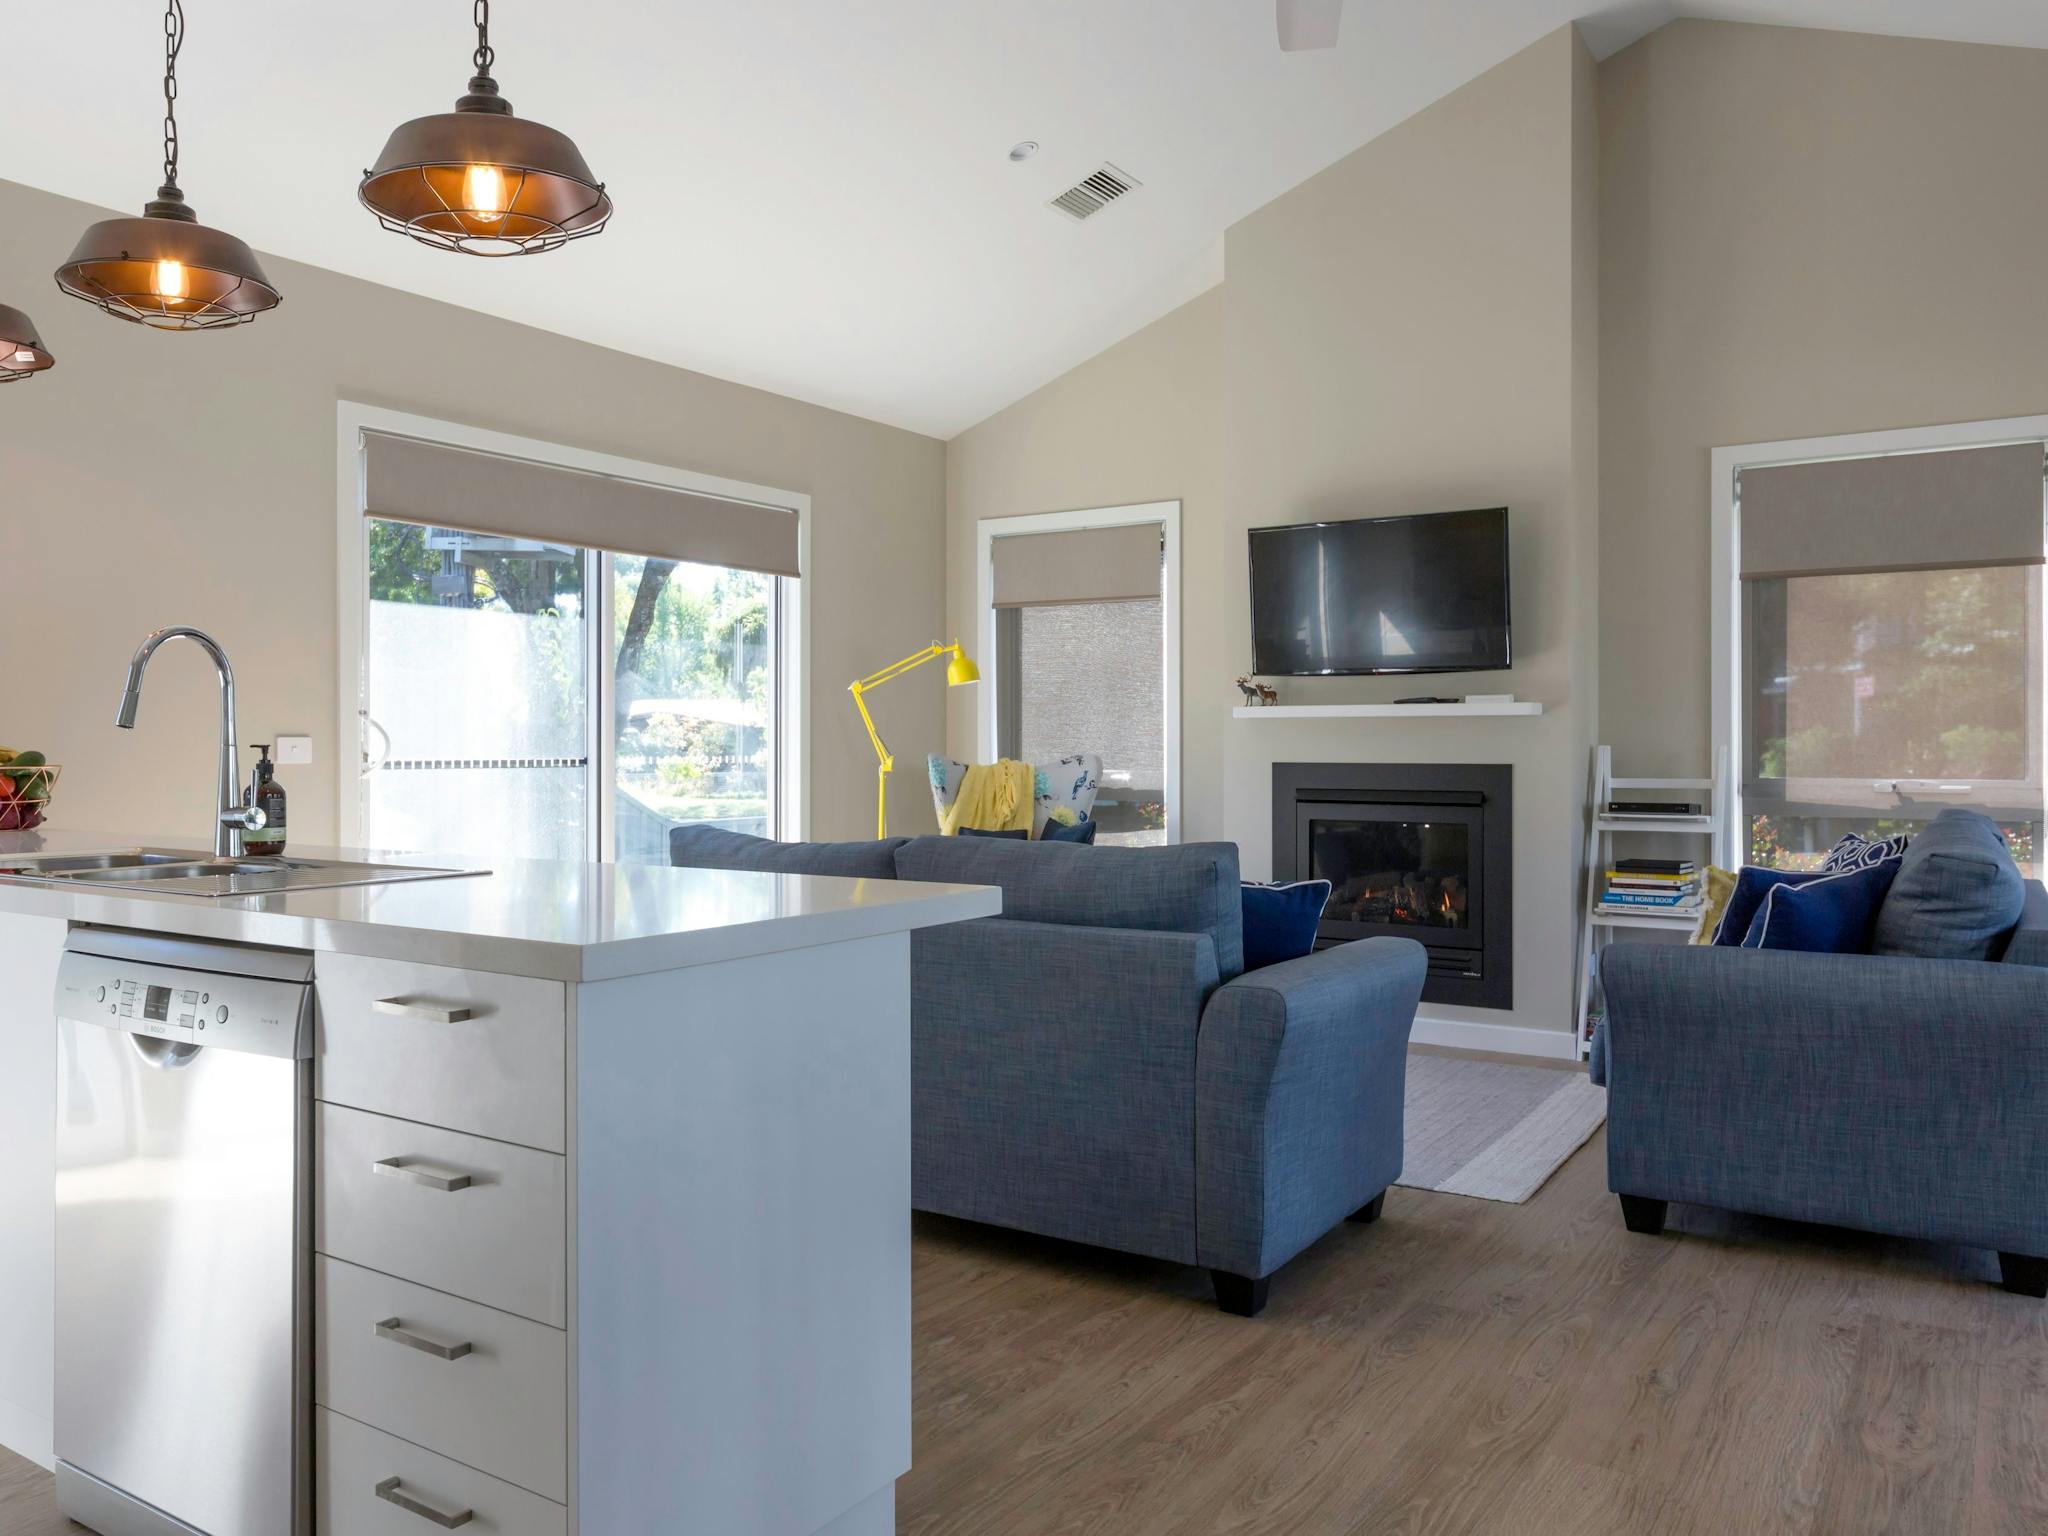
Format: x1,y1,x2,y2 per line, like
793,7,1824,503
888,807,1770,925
7,2,2046,437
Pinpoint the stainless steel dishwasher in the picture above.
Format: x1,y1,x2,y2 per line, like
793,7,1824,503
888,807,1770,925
52,926,314,1536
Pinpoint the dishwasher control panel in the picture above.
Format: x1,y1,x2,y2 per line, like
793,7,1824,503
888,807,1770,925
55,935,314,1061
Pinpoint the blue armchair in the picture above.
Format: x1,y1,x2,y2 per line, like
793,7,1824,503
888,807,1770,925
1599,875,2048,1295
672,825,1428,1315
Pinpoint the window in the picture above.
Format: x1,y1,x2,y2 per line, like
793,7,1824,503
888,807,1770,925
1721,430,2045,875
360,525,784,864
1743,566,2040,871
342,408,804,865
997,599,1167,845
979,503,1180,845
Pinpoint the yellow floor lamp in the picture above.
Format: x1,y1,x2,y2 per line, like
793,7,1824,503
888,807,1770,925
848,641,979,838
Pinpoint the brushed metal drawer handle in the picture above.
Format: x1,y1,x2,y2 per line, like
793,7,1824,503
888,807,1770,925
375,1475,473,1528
373,997,475,1025
373,1157,472,1192
376,1316,474,1361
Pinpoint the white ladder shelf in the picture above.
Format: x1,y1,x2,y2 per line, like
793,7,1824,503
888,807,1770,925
1575,744,1729,1059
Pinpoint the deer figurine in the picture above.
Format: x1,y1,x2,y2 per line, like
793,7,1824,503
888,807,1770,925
1235,675,1280,706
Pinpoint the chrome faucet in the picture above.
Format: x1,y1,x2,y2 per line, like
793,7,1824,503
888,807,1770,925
115,627,266,859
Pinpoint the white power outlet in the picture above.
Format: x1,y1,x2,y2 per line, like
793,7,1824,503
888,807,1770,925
274,735,314,765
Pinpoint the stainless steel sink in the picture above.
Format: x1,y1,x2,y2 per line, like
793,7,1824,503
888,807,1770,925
0,848,487,898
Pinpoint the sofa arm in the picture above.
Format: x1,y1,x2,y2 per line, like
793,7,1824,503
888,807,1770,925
1602,943,2048,1254
1195,937,1427,1278
911,917,1222,1264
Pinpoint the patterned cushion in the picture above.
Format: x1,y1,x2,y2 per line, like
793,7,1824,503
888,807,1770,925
927,752,1102,837
1820,830,1912,872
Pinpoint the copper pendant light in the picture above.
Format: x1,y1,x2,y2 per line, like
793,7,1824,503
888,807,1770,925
0,305,55,382
360,1,612,257
53,0,281,330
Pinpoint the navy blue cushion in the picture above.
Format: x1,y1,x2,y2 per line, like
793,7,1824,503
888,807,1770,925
669,825,904,879
1739,859,1901,953
1038,818,1097,845
1240,880,1332,971
959,826,1029,840
1872,807,2026,960
1711,866,1820,946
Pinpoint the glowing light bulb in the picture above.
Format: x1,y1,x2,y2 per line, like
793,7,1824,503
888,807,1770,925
10,349,34,365
153,259,189,301
464,163,507,224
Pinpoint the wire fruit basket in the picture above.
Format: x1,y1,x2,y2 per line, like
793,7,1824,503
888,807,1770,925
0,763,60,832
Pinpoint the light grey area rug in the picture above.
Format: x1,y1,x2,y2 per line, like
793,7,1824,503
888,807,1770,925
1397,1052,1608,1203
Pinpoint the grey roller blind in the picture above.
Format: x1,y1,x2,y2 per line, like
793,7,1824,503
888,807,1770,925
992,523,1162,608
363,432,800,578
1739,442,2044,579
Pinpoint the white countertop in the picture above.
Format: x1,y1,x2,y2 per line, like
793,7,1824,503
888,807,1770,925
0,829,1000,982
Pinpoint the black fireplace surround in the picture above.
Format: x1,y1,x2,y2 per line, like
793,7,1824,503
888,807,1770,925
1272,762,1512,1011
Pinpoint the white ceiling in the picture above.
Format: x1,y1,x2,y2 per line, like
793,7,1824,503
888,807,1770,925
7,1,2047,439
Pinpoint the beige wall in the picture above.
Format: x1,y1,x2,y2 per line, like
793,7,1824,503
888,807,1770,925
0,178,945,846
948,28,1599,1046
1599,20,2048,776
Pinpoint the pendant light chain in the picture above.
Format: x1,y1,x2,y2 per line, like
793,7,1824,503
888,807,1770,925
473,0,494,77
162,0,184,190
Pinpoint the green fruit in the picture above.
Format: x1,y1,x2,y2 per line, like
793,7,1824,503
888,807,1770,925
9,751,43,768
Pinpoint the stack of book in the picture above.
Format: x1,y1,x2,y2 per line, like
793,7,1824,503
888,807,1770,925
1599,858,1701,914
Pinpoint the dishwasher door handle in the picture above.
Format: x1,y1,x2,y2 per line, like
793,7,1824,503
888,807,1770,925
376,1316,474,1361
373,1157,473,1192
375,1476,474,1528
372,997,475,1025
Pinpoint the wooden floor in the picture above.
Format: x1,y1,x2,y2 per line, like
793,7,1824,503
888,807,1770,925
3,1123,2041,1535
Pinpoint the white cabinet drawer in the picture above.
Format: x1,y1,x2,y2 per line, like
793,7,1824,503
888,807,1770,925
318,1408,566,1536
316,951,566,1153
316,1104,566,1327
316,1257,567,1503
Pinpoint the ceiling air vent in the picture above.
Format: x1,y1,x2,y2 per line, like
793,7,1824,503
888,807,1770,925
1049,164,1141,223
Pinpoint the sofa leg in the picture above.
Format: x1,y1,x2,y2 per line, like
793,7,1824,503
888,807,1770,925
1211,1271,1270,1318
1347,1191,1387,1225
1999,1252,2048,1299
1618,1194,1668,1236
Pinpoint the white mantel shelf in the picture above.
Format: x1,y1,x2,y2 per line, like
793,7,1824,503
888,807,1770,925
1232,701,1544,719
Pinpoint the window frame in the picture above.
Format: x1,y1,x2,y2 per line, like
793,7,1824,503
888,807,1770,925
974,501,1181,843
337,402,809,856
1711,416,2048,869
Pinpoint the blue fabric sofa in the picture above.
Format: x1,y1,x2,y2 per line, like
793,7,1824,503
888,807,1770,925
1596,809,2048,1295
671,826,1428,1314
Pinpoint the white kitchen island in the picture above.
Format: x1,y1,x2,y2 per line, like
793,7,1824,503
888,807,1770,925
0,828,999,1536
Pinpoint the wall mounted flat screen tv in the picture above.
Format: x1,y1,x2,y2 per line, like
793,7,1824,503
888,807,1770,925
1248,507,1511,676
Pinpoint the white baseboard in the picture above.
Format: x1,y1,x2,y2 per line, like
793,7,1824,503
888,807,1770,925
1410,1013,1579,1061
0,1393,53,1471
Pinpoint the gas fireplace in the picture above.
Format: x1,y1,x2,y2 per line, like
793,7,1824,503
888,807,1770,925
1272,762,1512,1011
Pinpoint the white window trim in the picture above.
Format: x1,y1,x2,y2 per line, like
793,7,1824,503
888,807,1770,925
1710,413,2048,869
335,401,811,853
974,501,1182,843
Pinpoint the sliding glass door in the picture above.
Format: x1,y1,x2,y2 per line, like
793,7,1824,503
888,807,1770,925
359,520,782,863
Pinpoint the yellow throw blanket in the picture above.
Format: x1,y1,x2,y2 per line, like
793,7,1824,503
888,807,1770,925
941,759,1035,836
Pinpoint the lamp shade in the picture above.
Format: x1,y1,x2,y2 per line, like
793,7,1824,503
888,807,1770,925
54,196,281,331
360,82,612,257
0,304,55,382
946,647,980,687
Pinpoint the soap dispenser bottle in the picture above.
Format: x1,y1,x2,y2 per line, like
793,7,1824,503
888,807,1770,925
243,743,288,856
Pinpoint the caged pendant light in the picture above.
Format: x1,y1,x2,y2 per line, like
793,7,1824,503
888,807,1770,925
0,305,55,382
359,1,613,257
53,0,281,330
